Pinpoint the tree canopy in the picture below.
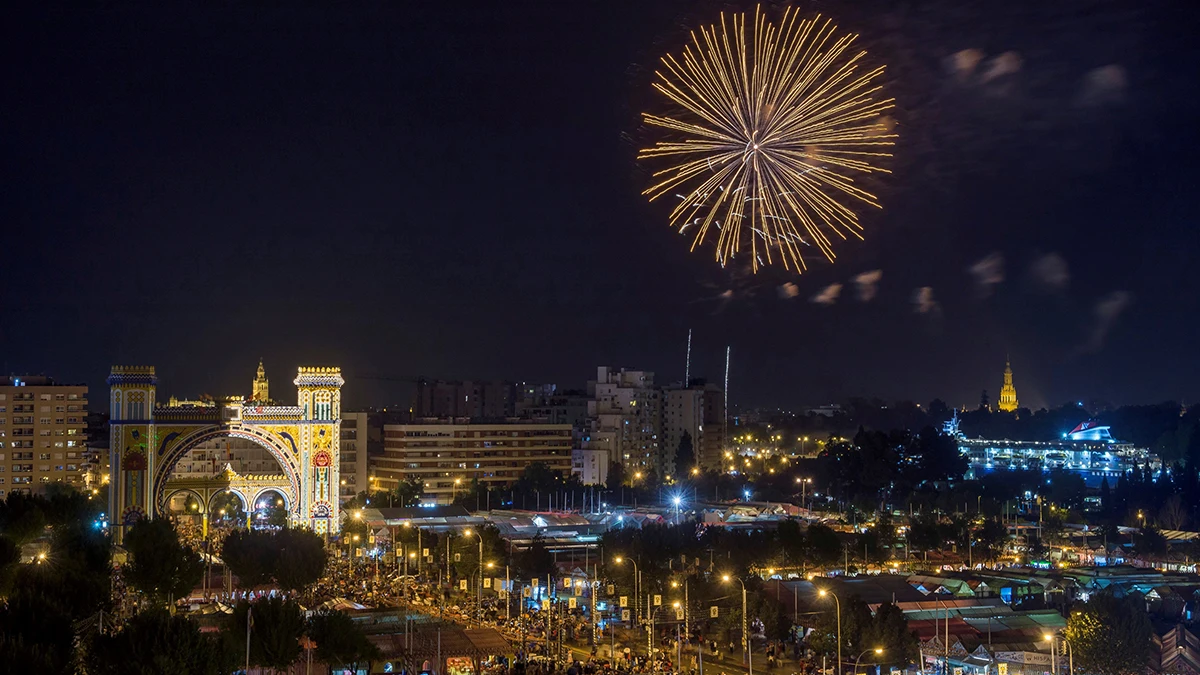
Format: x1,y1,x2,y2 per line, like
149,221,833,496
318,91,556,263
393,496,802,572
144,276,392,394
87,608,233,675
1064,591,1152,675
123,517,204,606
307,608,380,673
223,526,327,591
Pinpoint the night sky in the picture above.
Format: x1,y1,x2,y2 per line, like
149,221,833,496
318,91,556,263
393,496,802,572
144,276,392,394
3,1,1198,412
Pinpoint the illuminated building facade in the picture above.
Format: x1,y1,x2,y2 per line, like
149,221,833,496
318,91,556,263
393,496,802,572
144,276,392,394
107,364,343,543
339,411,369,502
998,358,1019,412
582,367,660,472
662,382,725,475
0,375,89,498
374,421,572,504
961,421,1160,487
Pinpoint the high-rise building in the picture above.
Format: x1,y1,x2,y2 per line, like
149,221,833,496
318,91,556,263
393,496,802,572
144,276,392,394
571,447,610,486
339,412,370,502
515,384,589,432
372,421,572,505
84,411,110,490
412,379,516,419
998,358,1019,412
662,381,726,475
0,375,89,498
582,367,660,475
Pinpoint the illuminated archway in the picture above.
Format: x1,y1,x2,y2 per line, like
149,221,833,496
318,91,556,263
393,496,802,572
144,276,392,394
107,366,344,543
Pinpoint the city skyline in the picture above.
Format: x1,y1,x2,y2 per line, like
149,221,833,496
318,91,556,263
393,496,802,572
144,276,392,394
3,1,1198,412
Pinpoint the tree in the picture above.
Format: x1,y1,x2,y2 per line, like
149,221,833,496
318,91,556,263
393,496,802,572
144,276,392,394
606,462,625,491
1158,494,1188,531
973,518,1008,562
805,524,842,566
0,521,112,675
274,528,328,591
907,513,942,552
910,427,968,484
307,608,381,674
88,608,233,675
1064,591,1152,675
124,517,204,605
223,527,327,591
0,492,47,544
674,432,695,475
0,536,19,596
230,596,306,672
515,533,555,579
865,602,919,667
394,477,424,507
222,529,275,588
1135,525,1168,556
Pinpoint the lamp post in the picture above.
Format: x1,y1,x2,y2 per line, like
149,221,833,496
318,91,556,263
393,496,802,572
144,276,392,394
672,579,690,641
403,520,423,577
722,575,752,675
403,550,416,602
615,556,640,626
794,477,812,510
464,529,484,626
853,647,884,675
1044,633,1073,675
818,589,842,675
934,597,949,675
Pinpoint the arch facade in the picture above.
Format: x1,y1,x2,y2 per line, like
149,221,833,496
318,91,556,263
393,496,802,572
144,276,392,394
107,366,344,543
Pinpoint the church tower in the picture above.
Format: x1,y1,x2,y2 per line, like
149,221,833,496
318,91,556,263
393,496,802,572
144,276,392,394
998,357,1019,412
251,358,270,403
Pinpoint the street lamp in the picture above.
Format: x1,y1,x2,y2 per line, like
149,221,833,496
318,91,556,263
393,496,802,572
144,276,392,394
722,574,752,675
614,556,640,626
464,529,485,625
402,520,423,577
818,589,842,675
671,578,690,640
853,647,884,674
1044,633,1073,675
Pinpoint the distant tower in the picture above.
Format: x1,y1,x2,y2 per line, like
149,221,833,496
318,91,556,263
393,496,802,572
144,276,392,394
998,357,1019,412
251,358,270,403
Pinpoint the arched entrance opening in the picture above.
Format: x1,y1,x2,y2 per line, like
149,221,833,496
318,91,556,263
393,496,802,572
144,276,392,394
252,488,289,529
209,489,249,530
162,488,206,543
155,427,301,535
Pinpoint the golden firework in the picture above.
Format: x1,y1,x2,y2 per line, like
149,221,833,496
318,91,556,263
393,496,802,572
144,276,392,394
639,6,896,272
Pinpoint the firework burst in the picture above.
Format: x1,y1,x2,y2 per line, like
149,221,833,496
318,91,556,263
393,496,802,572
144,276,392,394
639,6,896,272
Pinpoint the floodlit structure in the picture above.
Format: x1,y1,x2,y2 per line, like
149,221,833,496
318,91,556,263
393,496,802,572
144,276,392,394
960,422,1159,486
107,364,344,543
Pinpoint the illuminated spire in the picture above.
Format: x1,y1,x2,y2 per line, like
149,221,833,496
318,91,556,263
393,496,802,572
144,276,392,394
251,358,270,403
998,356,1019,412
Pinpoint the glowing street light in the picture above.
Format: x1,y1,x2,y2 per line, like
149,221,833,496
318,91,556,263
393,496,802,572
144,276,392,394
722,574,752,675
819,589,843,675
614,556,641,624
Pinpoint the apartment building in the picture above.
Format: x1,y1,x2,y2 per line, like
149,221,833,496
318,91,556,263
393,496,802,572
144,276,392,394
340,411,370,502
582,367,660,473
373,421,572,504
662,381,726,474
0,376,89,498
